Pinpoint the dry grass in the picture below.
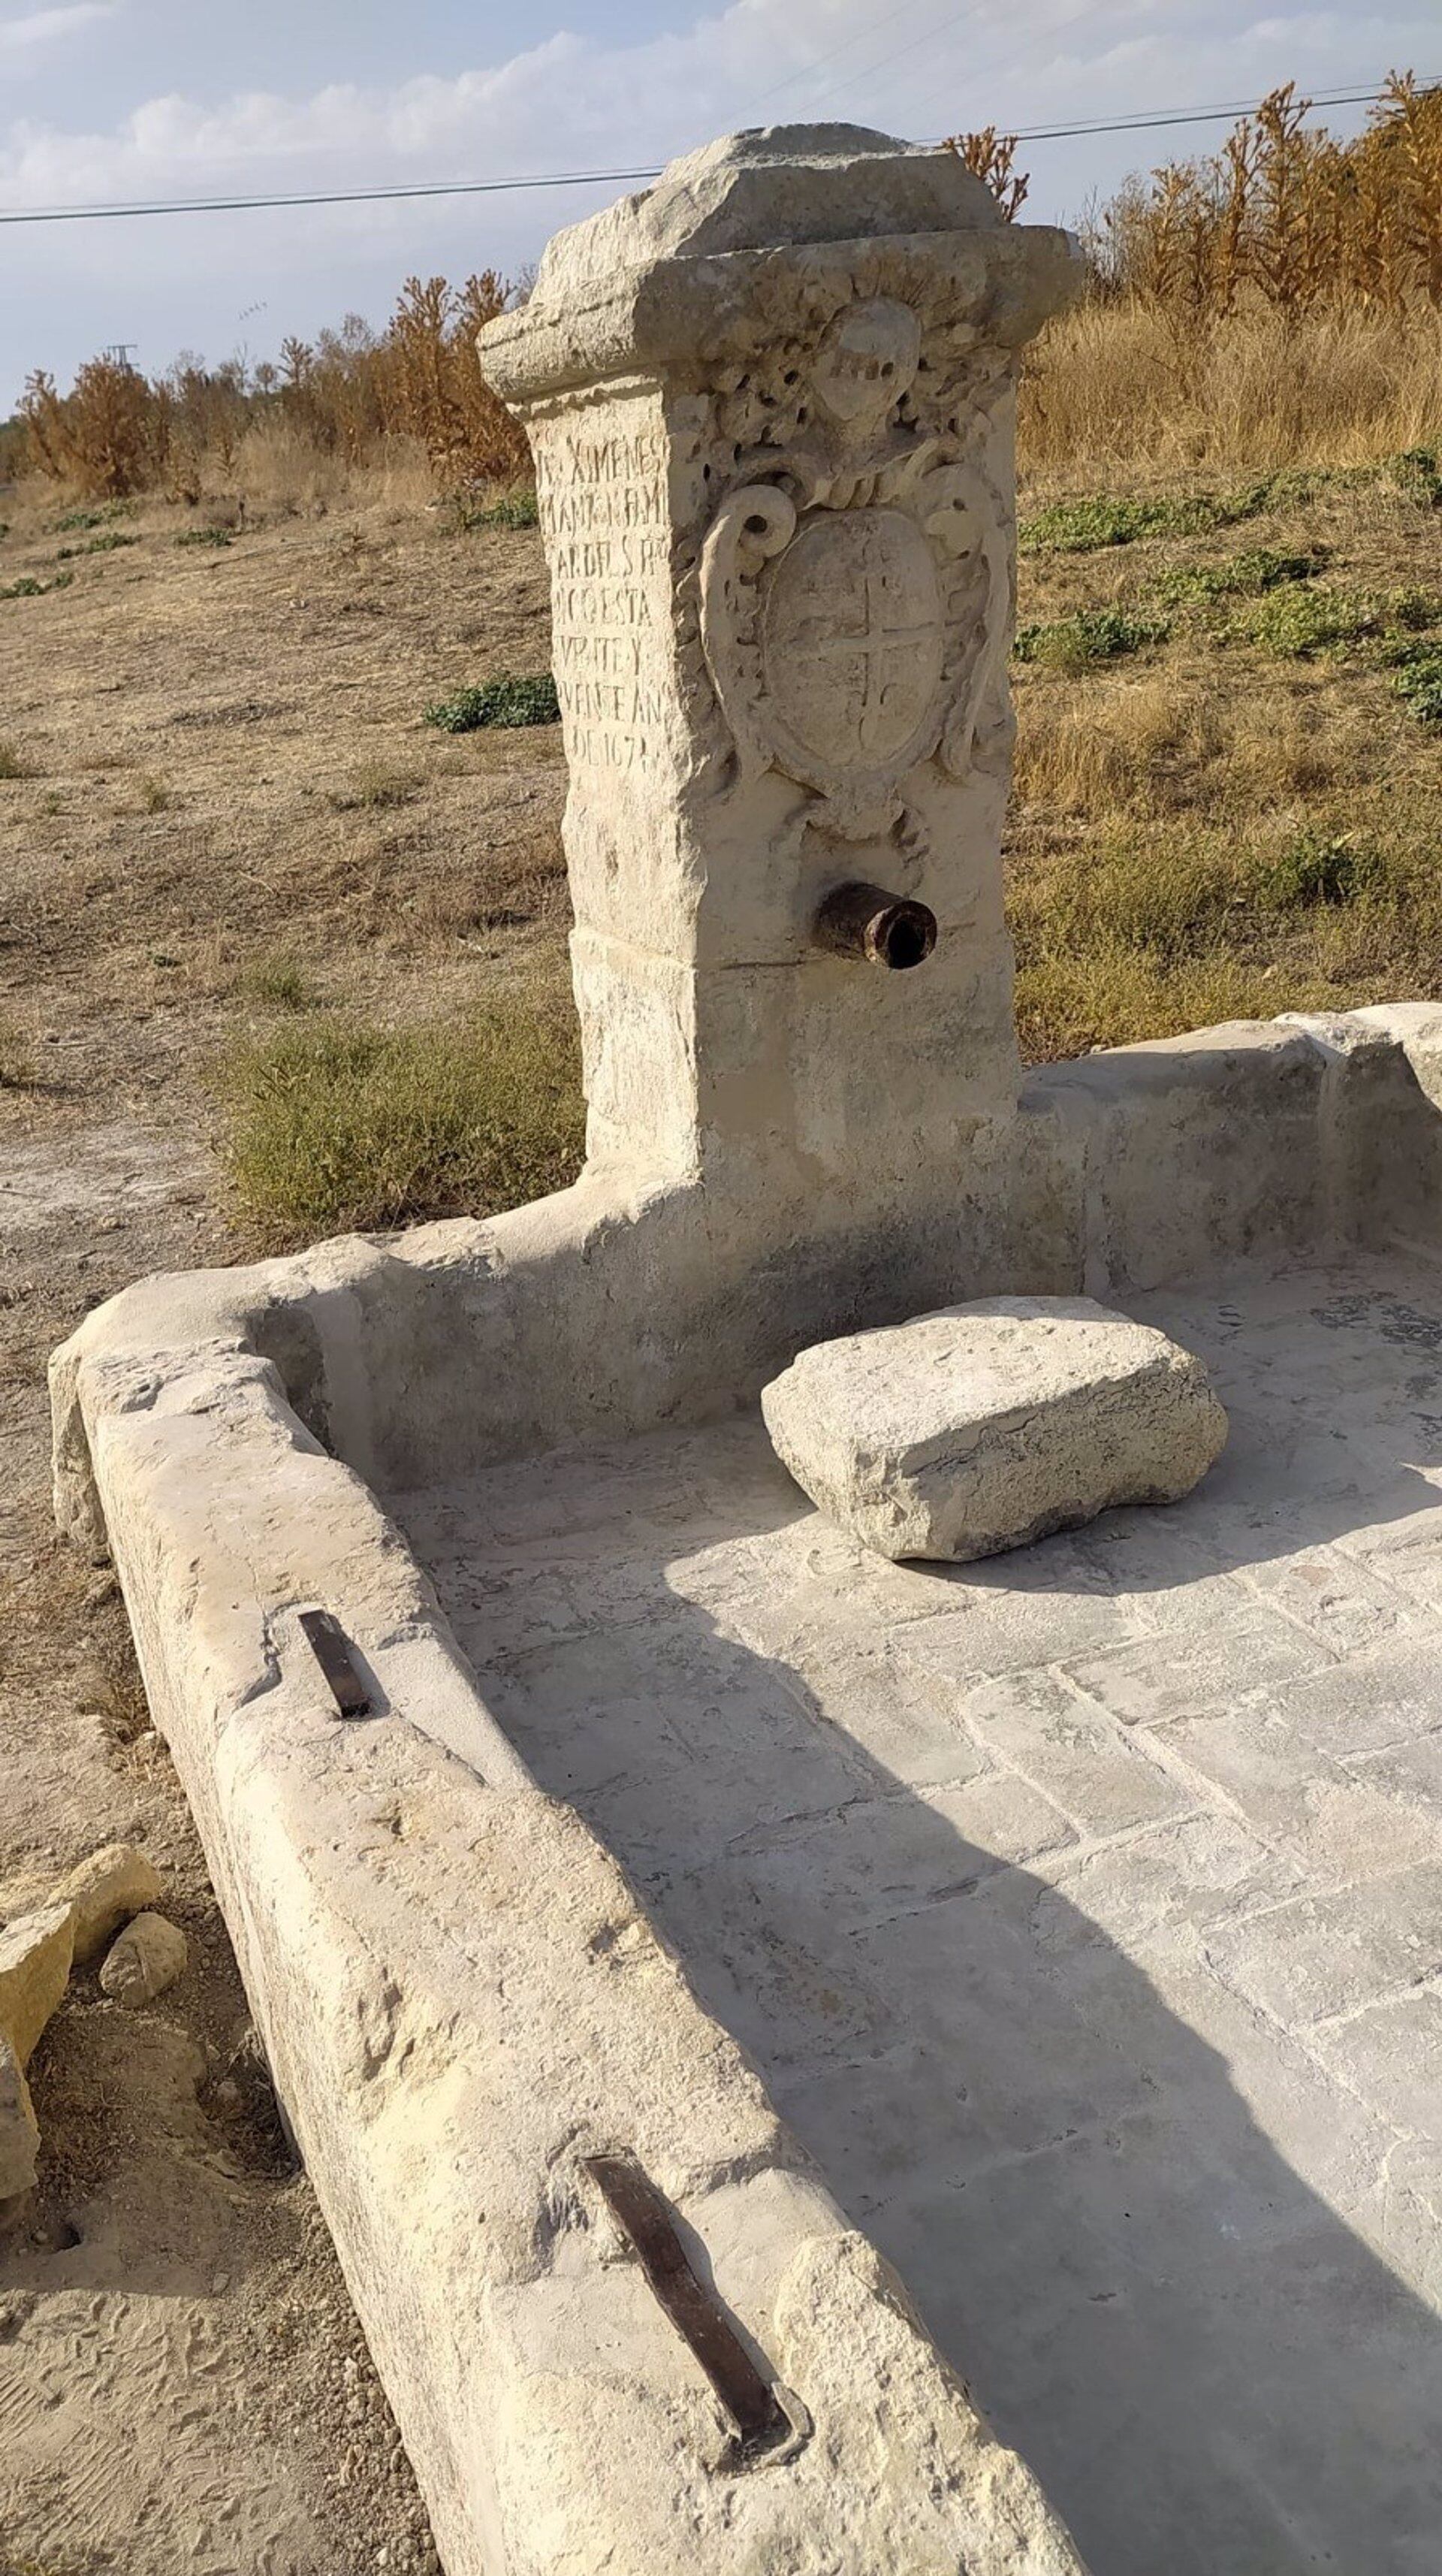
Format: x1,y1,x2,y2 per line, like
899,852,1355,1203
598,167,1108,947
0,473,571,1252
232,421,435,517
1021,303,1442,478
1008,459,1442,1058
0,1014,35,1088
2,368,1440,1239
216,989,584,1246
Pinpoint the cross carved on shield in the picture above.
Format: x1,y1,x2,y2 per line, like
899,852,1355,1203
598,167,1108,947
762,506,947,782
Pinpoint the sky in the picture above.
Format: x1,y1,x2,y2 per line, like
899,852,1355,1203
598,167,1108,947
2,0,1435,410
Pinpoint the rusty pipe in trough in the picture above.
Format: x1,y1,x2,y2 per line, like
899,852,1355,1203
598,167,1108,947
812,881,937,971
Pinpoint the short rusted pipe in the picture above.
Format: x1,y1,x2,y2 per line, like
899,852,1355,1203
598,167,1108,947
812,880,938,971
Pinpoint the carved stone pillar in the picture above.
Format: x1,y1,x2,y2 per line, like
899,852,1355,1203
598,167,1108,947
481,125,1080,1260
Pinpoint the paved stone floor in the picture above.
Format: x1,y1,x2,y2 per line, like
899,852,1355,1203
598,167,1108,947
399,1257,1442,2576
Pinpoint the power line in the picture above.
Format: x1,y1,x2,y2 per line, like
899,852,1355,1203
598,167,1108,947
747,0,964,116
0,76,1430,226
792,1,980,116
0,163,666,225
1012,80,1421,144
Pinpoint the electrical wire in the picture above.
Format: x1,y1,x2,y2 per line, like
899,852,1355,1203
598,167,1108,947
744,0,963,116
0,74,1431,225
0,163,665,225
782,0,979,117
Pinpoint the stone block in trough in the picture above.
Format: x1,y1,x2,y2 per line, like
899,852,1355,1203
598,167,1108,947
762,1294,1227,1562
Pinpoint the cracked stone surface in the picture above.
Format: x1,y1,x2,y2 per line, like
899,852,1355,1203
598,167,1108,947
397,1253,1442,2576
760,1294,1228,1560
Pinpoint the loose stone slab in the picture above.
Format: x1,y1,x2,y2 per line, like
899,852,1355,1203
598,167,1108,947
761,1294,1226,1560
0,1902,74,2069
0,1903,74,2202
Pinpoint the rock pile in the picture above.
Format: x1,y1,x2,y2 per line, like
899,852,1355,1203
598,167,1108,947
0,1841,188,2199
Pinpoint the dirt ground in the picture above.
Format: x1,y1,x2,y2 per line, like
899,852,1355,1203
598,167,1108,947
0,483,576,2576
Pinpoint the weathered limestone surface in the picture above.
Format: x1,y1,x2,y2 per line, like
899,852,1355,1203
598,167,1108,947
401,1255,1442,2576
46,1004,1442,1522
0,2034,41,2200
52,1329,1085,2576
762,1295,1227,1559
0,1901,73,2202
481,124,1079,1255
56,1840,164,1962
0,1903,74,2070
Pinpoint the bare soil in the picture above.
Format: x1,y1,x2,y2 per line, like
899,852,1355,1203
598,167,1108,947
0,483,575,2576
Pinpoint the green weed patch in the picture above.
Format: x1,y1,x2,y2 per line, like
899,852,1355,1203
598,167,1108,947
1014,606,1170,670
1235,583,1442,659
1389,447,1442,510
1258,829,1386,907
56,530,139,560
1153,548,1325,605
49,501,134,534
454,486,540,531
424,672,560,732
1383,638,1442,724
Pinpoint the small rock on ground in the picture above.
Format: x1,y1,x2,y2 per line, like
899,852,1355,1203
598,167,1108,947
101,1910,189,2007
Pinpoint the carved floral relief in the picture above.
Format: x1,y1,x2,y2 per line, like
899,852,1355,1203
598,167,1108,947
695,295,1012,852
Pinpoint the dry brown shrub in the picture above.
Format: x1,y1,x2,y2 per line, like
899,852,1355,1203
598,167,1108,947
1099,77,1442,320
383,273,530,488
945,127,1028,219
21,355,161,496
231,415,360,512
1018,74,1442,476
16,78,1440,509
20,273,529,506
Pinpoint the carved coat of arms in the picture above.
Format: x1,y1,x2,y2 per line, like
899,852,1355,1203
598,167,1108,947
697,296,1010,854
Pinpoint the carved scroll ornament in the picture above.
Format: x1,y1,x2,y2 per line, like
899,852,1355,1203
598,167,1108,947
697,296,1011,847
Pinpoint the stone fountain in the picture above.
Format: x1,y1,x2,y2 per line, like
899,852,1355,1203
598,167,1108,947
50,126,1442,2576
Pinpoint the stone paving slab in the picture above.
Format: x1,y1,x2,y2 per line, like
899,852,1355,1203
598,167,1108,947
397,1255,1442,2576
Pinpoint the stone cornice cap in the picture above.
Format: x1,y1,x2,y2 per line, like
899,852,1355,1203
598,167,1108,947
480,123,1082,407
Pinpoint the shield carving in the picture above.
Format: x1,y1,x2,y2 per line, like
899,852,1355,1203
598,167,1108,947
761,506,946,790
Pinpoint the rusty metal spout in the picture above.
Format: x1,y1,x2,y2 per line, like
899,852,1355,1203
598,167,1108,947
812,880,937,971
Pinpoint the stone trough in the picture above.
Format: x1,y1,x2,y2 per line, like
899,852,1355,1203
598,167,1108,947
50,128,1442,2576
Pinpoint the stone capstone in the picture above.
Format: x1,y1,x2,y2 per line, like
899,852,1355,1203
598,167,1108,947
99,1912,188,2007
54,1841,164,1964
761,1294,1227,1561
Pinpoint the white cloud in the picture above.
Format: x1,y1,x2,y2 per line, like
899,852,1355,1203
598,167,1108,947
0,2,116,59
0,0,1430,213
2,0,1433,397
